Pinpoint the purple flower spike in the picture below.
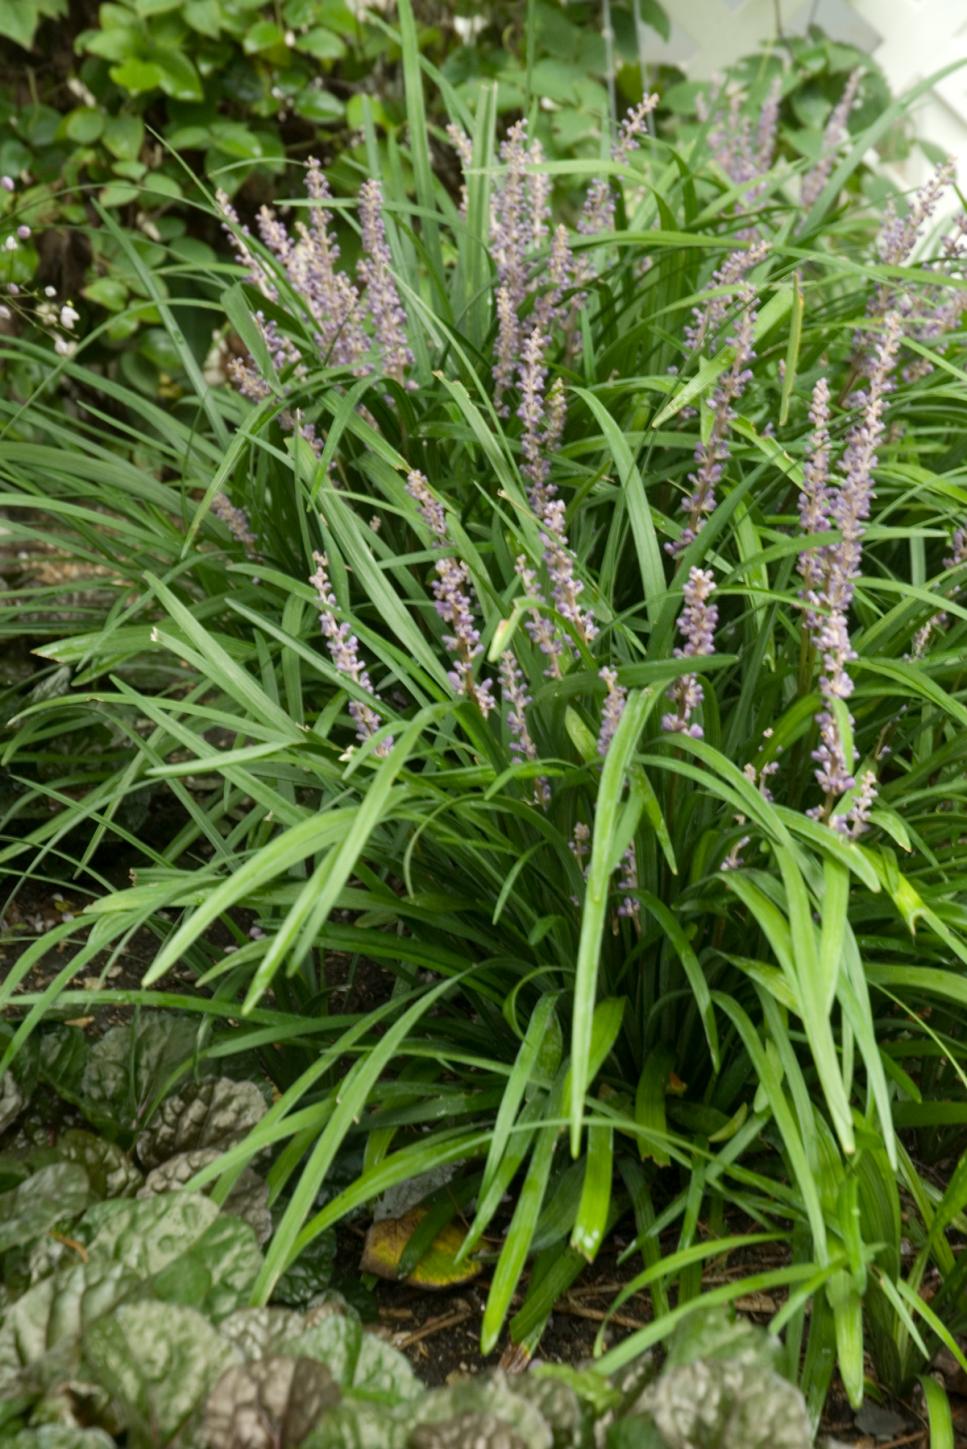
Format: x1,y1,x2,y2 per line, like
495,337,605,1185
670,294,757,556
801,68,863,209
210,492,257,551
616,843,639,923
516,555,566,677
846,769,877,839
578,94,659,259
800,313,902,824
406,470,495,715
310,552,392,756
662,567,718,736
500,652,550,807
597,667,627,756
684,239,768,356
797,377,833,629
406,468,447,540
357,177,412,383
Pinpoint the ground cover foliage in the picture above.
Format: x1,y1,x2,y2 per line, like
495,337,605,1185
2,2,967,1441
0,1013,827,1445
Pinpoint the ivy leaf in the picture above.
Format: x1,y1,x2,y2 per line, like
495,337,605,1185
0,1163,90,1253
184,0,222,37
243,19,286,53
102,114,144,160
295,27,346,62
109,57,166,94
203,1356,340,1449
360,1209,481,1289
637,0,669,42
81,1301,239,1445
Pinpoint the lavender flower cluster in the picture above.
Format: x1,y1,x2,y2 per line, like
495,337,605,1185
578,94,659,246
482,119,573,409
798,314,902,831
800,68,864,210
309,552,392,757
406,470,495,718
513,335,597,676
218,159,411,399
861,160,965,380
671,291,757,556
700,77,781,195
662,567,719,737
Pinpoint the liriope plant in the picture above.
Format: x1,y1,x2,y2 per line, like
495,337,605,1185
2,16,967,1434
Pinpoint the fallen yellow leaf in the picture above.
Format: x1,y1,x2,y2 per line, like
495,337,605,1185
361,1207,481,1289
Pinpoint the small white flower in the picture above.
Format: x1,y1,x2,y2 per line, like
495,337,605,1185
36,301,57,327
284,28,295,44
453,14,485,41
0,176,13,192
44,285,57,298
3,235,17,252
67,76,97,108
54,335,77,357
0,305,10,320
139,215,161,242
60,303,80,331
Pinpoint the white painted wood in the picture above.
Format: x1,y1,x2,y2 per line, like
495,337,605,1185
643,0,967,188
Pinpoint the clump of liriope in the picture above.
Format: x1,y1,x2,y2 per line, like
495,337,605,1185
214,100,967,873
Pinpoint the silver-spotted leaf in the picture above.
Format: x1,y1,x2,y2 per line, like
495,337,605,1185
203,1355,340,1449
56,1131,142,1200
82,1191,220,1276
279,1316,420,1404
5,1429,116,1448
408,1415,531,1449
0,1071,24,1133
0,1259,139,1402
641,1356,812,1449
83,1191,261,1319
663,1308,778,1371
0,1164,90,1253
303,1402,411,1449
219,1307,309,1362
137,1148,272,1244
513,1376,592,1449
82,1301,240,1446
79,1014,199,1131
136,1077,268,1171
274,1233,338,1308
407,1376,553,1449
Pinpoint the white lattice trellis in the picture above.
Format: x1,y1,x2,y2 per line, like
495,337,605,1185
642,0,967,187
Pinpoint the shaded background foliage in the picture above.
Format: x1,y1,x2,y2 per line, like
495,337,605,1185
0,0,901,397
